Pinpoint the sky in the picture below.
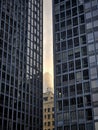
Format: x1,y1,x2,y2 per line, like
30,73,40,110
43,0,53,92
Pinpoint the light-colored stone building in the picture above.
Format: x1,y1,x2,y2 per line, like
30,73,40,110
43,89,55,130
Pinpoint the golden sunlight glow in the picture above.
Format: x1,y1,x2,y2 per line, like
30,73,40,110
43,0,53,92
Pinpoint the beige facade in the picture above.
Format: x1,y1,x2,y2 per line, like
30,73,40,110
43,90,54,130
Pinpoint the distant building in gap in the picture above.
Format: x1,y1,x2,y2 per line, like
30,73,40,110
43,88,55,130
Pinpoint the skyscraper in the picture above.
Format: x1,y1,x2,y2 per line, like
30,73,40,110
53,0,98,130
0,0,43,130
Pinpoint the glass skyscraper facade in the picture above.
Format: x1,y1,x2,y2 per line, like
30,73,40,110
53,0,98,130
0,0,43,130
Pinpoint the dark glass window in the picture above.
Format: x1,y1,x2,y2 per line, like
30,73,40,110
71,125,77,130
84,95,91,106
60,12,65,20
67,19,72,28
70,85,75,96
72,0,77,7
61,31,66,40
67,29,72,38
80,25,85,34
56,43,60,52
62,63,67,73
79,124,85,130
74,37,79,47
61,21,65,29
70,98,76,107
69,73,75,81
55,14,59,22
54,0,59,4
62,74,68,85
75,59,81,69
56,76,61,86
82,58,88,67
78,5,84,14
66,10,71,18
77,97,83,107
66,1,70,9
83,69,89,80
60,0,64,2
63,99,69,109
68,39,73,49
81,46,87,56
60,4,65,11
86,109,92,120
77,83,82,94
61,41,66,50
73,17,78,26
55,23,59,32
72,7,77,16
69,61,74,71
57,101,62,110
57,126,62,130
73,27,78,36
68,50,73,60
80,35,86,45
79,15,85,24
64,126,70,130
83,82,90,93
56,65,61,74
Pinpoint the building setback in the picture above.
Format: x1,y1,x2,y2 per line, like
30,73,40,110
0,0,43,130
53,0,98,130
